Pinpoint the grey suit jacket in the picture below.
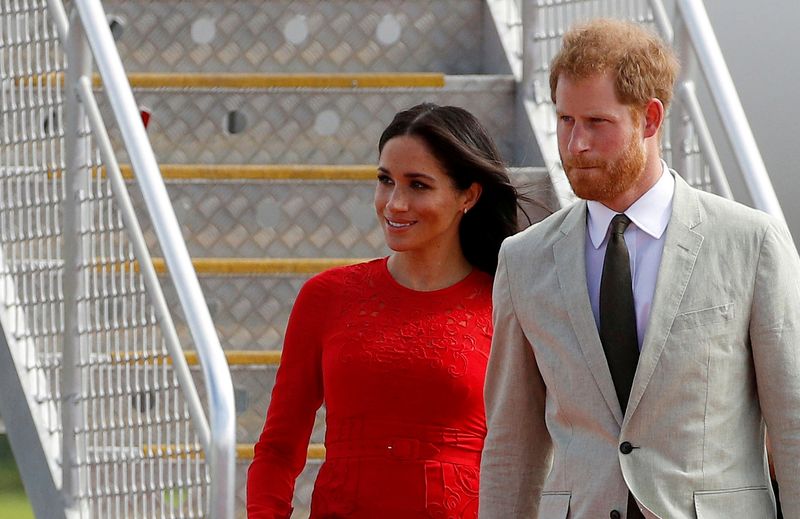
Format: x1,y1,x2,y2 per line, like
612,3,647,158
480,173,800,518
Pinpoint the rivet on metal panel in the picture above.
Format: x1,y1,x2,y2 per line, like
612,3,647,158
191,17,217,45
283,15,309,45
226,110,248,135
376,14,402,46
234,387,249,415
108,17,124,41
314,110,340,136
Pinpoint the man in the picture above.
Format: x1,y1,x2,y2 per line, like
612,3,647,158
480,18,800,519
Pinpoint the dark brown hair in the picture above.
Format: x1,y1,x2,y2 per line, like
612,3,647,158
378,103,522,274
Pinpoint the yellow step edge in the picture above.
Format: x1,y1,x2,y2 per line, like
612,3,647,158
18,72,445,89
119,164,378,181
141,444,325,460
111,350,282,366
94,258,368,275
186,350,281,366
151,257,369,275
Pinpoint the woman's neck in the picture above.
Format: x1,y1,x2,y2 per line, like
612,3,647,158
386,250,473,292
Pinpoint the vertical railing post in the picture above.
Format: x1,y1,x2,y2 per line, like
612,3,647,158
520,0,574,205
61,8,91,514
669,14,692,182
519,0,536,106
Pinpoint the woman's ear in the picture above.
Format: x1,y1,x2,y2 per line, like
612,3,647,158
463,182,483,212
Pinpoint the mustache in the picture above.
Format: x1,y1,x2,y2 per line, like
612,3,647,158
562,157,604,169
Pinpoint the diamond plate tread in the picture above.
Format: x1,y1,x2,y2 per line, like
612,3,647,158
102,72,446,89
235,457,320,519
129,167,554,258
190,365,326,445
97,75,516,165
103,0,485,75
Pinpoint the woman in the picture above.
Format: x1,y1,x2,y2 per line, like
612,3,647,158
247,103,524,518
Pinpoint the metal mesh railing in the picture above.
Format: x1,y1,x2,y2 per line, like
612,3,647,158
0,0,68,440
70,151,208,516
0,0,234,516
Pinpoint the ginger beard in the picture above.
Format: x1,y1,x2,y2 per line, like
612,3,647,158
562,123,646,203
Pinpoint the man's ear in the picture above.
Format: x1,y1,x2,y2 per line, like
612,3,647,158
643,98,665,138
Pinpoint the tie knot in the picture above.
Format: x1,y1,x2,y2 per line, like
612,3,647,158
610,214,631,235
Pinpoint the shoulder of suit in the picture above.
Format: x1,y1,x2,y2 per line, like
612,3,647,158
691,186,778,232
503,200,581,251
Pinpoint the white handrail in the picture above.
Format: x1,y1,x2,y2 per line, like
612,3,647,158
673,0,784,221
67,0,236,516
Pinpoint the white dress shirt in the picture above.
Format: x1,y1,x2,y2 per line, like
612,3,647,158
585,162,675,351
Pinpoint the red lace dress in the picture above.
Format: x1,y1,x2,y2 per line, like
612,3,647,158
247,258,493,518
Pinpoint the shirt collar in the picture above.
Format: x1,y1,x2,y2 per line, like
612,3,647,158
587,161,675,249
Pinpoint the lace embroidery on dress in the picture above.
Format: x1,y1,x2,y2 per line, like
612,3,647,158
335,261,491,378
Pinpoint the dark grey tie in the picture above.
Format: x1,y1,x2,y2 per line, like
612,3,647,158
599,214,639,413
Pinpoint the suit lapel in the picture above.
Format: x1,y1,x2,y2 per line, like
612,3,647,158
554,202,624,426
624,174,704,424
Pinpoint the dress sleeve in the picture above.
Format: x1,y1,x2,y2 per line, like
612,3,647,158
246,273,330,518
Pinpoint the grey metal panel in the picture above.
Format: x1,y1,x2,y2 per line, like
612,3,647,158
166,275,305,352
235,457,320,519
134,181,389,259
130,168,553,259
191,366,326,445
100,76,517,165
104,0,484,74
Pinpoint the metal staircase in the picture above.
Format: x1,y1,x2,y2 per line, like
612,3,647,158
0,0,781,518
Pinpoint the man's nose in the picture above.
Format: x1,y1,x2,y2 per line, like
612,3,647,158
567,124,590,155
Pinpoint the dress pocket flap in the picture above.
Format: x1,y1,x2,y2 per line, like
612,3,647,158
694,486,773,518
538,492,570,519
672,303,735,331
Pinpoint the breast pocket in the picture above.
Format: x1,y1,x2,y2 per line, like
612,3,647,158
537,492,570,519
672,303,735,332
694,486,774,518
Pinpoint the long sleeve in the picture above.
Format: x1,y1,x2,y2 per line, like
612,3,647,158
750,220,800,517
479,244,552,518
246,274,329,519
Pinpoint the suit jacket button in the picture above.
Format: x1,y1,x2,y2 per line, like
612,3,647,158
619,441,633,454
610,511,621,519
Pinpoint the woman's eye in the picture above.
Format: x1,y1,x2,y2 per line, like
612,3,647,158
377,174,393,185
411,181,429,190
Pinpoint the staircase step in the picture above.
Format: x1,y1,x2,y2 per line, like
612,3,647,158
103,0,487,75
141,443,324,460
114,72,446,89
98,75,517,165
130,166,553,259
237,443,324,461
122,163,377,181
152,257,367,275
186,349,280,366
113,349,282,366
